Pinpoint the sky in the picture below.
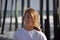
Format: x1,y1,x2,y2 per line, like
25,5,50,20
2,0,53,11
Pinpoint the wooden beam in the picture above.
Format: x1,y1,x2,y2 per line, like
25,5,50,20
21,0,24,27
40,0,43,30
27,0,30,8
1,0,8,34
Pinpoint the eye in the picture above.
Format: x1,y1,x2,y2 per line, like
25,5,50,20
26,14,31,18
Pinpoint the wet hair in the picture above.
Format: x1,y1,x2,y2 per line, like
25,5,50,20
23,8,42,31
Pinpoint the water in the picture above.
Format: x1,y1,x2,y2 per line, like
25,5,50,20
2,11,53,17
0,11,54,40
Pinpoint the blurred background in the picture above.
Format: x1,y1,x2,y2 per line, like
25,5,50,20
0,0,60,40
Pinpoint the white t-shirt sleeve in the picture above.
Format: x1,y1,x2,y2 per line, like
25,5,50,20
13,32,18,40
39,31,47,40
40,34,47,40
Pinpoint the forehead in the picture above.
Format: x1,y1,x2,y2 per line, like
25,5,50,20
25,12,31,16
24,12,33,19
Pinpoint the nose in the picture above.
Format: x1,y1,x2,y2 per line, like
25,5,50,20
26,18,31,21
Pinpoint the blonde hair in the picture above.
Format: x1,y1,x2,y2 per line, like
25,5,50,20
23,8,41,31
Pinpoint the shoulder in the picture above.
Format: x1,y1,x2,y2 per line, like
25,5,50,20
38,31,46,36
14,28,24,36
13,28,24,40
37,31,47,40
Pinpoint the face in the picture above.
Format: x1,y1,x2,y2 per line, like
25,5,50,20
24,12,34,28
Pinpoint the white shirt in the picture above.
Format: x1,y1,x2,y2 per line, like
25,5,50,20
13,28,47,40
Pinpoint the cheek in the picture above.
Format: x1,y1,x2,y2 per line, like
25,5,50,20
30,20,34,25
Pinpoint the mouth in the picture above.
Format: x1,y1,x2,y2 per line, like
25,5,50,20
26,22,31,25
